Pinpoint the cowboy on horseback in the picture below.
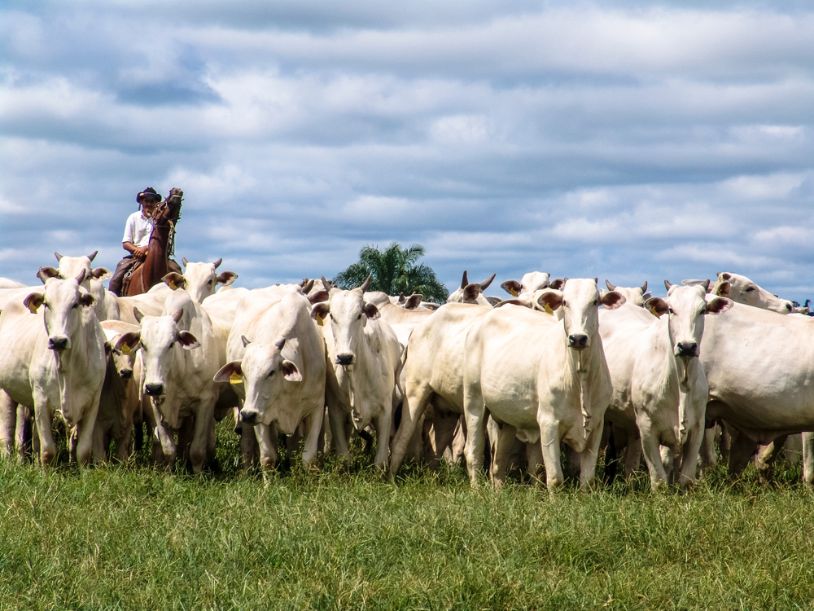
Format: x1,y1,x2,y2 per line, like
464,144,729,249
109,187,181,296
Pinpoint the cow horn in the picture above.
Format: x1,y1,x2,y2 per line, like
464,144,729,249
212,257,222,269
479,273,496,290
75,269,87,284
182,256,189,266
640,280,648,293
171,309,183,324
460,270,469,289
605,279,616,291
664,280,673,291
275,338,286,351
358,275,372,292
54,251,63,261
87,250,98,262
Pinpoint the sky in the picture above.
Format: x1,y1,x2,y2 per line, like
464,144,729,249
1,1,813,302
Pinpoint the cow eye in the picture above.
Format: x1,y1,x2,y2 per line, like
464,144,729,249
71,302,79,309
667,307,675,315
745,286,756,292
330,314,336,322
561,300,567,307
268,370,275,378
593,299,599,306
356,314,362,320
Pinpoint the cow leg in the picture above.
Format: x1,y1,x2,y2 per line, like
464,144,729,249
623,429,643,477
525,439,543,483
430,412,459,468
449,417,466,465
188,401,214,474
373,408,392,470
678,422,705,490
727,430,756,477
489,421,519,489
254,423,278,470
326,398,350,459
802,432,814,488
699,425,719,473
152,418,177,469
240,425,259,468
578,418,606,489
637,417,669,490
538,419,564,490
33,391,57,466
301,404,324,468
389,382,432,476
18,405,32,461
75,401,99,467
462,385,488,487
0,391,16,458
92,425,106,464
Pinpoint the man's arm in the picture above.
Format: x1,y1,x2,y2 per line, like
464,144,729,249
123,241,147,259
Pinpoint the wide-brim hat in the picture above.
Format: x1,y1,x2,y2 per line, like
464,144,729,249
136,187,163,204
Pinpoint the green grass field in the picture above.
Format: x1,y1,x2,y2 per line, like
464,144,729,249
1,423,813,609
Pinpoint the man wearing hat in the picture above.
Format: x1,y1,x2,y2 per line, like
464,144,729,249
108,187,163,295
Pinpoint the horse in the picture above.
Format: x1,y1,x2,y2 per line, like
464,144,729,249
123,187,184,297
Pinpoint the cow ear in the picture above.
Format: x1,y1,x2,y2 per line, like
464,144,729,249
715,281,731,297
214,361,243,384
311,302,330,325
601,291,626,310
719,272,731,281
91,267,110,280
133,307,144,323
78,293,95,308
216,271,238,287
23,292,44,313
403,294,423,309
162,272,186,290
281,360,302,382
549,278,566,290
646,297,669,317
363,303,380,320
706,297,733,315
177,330,200,350
501,280,521,297
114,332,141,354
535,289,563,313
36,267,60,284
308,290,330,305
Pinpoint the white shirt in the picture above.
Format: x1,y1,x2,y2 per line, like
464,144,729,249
122,210,154,248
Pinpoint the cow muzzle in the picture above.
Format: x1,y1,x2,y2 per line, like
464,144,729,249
336,353,355,366
675,342,699,358
568,334,588,350
119,369,133,379
239,409,259,425
48,336,69,351
144,383,164,397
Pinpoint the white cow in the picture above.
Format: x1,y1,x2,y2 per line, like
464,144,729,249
312,278,402,469
0,272,106,465
711,272,793,314
462,279,625,489
604,280,649,307
94,320,142,462
364,291,434,349
500,271,551,300
114,290,220,473
388,302,493,476
159,257,238,303
446,271,496,306
700,300,814,485
37,251,119,321
214,289,326,469
600,283,731,489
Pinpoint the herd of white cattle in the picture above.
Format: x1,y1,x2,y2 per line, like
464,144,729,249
1,251,813,491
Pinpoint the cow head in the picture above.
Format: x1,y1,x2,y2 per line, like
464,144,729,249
164,258,238,302
647,283,732,360
711,272,793,314
604,279,648,307
123,308,199,412
311,279,379,368
447,271,496,305
24,271,95,352
37,251,102,290
213,337,302,426
501,271,551,298
536,278,625,350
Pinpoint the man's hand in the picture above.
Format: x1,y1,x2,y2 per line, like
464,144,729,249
134,246,148,259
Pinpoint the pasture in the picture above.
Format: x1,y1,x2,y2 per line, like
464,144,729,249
1,422,813,609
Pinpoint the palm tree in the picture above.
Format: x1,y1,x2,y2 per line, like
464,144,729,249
334,242,449,303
